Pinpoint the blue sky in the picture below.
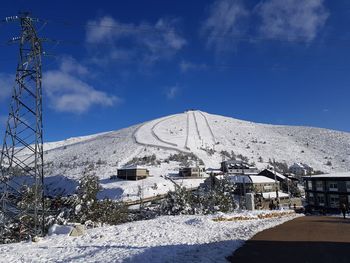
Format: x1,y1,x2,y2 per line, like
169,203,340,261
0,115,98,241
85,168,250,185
0,0,350,142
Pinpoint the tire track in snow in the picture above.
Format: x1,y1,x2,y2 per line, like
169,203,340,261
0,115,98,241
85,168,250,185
198,111,216,145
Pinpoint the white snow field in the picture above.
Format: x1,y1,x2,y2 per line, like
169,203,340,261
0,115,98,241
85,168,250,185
36,110,350,200
0,210,302,263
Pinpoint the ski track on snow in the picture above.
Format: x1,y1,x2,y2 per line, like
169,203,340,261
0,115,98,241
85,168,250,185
198,111,216,145
151,115,180,147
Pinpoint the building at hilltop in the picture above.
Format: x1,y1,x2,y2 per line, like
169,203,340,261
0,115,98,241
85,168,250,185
221,160,258,175
117,166,149,180
289,163,313,176
304,172,350,211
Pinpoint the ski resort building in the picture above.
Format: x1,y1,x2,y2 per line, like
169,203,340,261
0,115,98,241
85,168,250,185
220,160,258,174
179,166,206,177
117,166,149,180
289,163,313,176
207,174,281,198
304,172,350,211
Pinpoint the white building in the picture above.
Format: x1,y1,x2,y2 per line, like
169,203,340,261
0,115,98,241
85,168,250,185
289,163,313,176
221,160,258,175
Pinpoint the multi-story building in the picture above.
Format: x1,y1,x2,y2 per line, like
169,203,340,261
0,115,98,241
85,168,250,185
304,172,350,211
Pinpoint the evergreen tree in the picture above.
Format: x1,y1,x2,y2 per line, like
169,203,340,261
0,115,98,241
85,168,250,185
160,186,194,215
198,175,237,214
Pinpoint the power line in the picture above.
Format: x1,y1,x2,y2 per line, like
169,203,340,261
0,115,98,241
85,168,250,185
1,16,350,73
3,15,350,46
40,17,350,46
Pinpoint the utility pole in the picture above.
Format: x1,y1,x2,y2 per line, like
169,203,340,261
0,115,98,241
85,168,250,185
273,158,280,206
0,12,45,243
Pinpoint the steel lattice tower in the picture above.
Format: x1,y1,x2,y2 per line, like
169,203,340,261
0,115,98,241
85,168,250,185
0,12,44,243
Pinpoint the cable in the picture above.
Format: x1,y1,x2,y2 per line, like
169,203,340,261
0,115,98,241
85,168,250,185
40,17,350,46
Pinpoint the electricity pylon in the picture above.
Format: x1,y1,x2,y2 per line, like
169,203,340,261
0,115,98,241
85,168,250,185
0,12,45,243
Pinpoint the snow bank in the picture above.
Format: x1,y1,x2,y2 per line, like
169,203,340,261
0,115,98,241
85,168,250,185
48,224,74,236
0,210,302,262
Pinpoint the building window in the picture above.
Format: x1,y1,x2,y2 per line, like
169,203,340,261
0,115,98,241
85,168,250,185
264,185,272,191
308,193,314,205
307,181,312,190
329,195,339,208
329,182,338,191
317,194,325,206
316,181,323,191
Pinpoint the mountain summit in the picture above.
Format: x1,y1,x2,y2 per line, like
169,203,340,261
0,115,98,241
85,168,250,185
40,110,350,199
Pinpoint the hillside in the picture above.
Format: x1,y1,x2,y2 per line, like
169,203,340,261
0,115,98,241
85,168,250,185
37,110,350,200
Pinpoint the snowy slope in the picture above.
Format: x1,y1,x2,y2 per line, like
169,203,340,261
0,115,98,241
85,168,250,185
36,110,350,199
0,211,302,263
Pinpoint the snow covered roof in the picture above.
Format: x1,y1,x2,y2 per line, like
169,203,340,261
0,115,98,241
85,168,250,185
206,168,222,174
290,163,304,168
289,163,312,170
249,175,276,184
303,172,350,179
217,175,276,184
261,169,288,180
231,175,252,184
262,191,289,199
215,175,252,184
119,165,149,170
179,166,205,171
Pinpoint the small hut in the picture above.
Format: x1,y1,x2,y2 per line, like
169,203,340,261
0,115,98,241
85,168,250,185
117,165,149,180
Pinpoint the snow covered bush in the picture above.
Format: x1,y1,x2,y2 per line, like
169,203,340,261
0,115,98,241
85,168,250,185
160,175,237,216
125,154,160,166
160,186,195,215
197,175,237,214
71,173,128,225
164,153,204,167
0,184,46,243
46,173,129,227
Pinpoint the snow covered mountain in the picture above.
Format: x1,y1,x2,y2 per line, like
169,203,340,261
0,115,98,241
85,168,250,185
39,110,350,200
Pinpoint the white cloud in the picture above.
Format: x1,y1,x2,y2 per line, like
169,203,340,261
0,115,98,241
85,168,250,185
201,0,249,52
256,0,329,42
0,73,14,101
43,58,120,114
85,16,187,66
166,86,180,100
179,60,208,73
60,56,89,76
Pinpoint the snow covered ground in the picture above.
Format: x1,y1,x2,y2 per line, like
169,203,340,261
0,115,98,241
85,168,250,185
8,110,350,200
0,210,302,263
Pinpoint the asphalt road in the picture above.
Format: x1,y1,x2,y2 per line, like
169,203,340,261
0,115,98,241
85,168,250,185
227,215,350,263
